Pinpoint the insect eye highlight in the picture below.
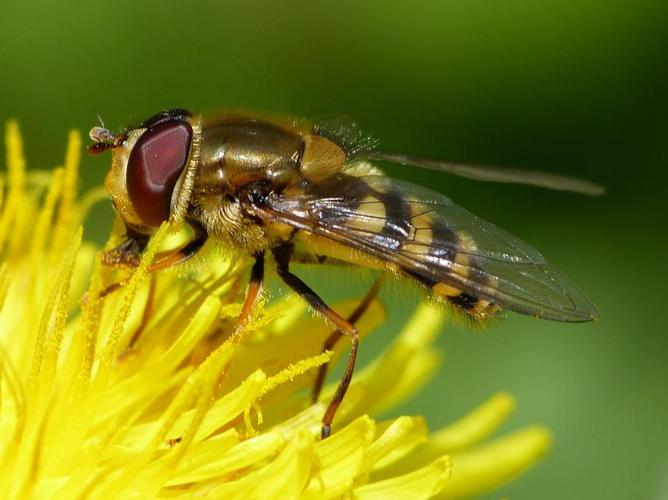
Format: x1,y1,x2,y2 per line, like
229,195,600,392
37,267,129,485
126,119,193,227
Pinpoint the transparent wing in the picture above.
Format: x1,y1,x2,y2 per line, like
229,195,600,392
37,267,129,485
369,152,605,196
312,114,379,158
310,115,604,195
262,174,598,322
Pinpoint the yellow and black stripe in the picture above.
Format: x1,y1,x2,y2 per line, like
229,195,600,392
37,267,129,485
297,173,499,319
401,206,499,319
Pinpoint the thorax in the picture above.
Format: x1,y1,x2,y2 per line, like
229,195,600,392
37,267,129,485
188,113,306,250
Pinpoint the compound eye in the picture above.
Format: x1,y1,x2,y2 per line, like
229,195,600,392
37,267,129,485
126,119,193,226
141,108,192,129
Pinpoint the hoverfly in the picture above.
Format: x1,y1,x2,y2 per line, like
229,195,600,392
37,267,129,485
89,108,601,438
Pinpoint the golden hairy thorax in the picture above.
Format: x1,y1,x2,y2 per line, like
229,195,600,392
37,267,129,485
187,110,349,252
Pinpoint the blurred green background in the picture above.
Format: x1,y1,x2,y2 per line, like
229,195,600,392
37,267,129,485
1,0,666,497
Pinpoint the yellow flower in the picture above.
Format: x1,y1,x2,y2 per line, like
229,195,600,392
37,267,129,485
0,121,551,499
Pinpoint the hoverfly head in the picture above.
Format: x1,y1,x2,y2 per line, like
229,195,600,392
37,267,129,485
89,109,194,233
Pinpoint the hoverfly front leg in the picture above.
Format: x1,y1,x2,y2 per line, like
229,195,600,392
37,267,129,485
146,233,207,272
100,226,150,270
311,276,383,404
98,221,208,298
273,243,359,439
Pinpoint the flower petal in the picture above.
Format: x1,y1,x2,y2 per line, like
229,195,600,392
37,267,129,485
167,430,280,485
354,456,451,500
439,426,552,498
366,416,428,472
302,416,376,499
207,430,315,499
431,392,516,453
378,392,517,480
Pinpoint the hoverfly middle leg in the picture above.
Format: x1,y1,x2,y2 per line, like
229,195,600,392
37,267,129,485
311,276,383,404
232,253,265,340
273,243,359,439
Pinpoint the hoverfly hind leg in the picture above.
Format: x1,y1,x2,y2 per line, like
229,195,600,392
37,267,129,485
273,243,360,439
311,276,383,404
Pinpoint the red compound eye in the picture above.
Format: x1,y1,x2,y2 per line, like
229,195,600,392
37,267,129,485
126,119,193,226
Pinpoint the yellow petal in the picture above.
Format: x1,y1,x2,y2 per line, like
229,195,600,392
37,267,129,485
302,416,376,499
432,392,516,453
439,426,552,498
69,243,97,310
366,416,428,472
167,430,280,486
380,391,517,482
131,379,215,498
99,295,221,423
207,430,315,499
0,120,26,252
355,456,452,500
30,167,63,273
122,368,266,448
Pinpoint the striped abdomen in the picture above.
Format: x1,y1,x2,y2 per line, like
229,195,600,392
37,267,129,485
400,210,499,319
295,171,499,320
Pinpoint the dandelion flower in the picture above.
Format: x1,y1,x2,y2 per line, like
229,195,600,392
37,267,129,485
0,121,551,499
